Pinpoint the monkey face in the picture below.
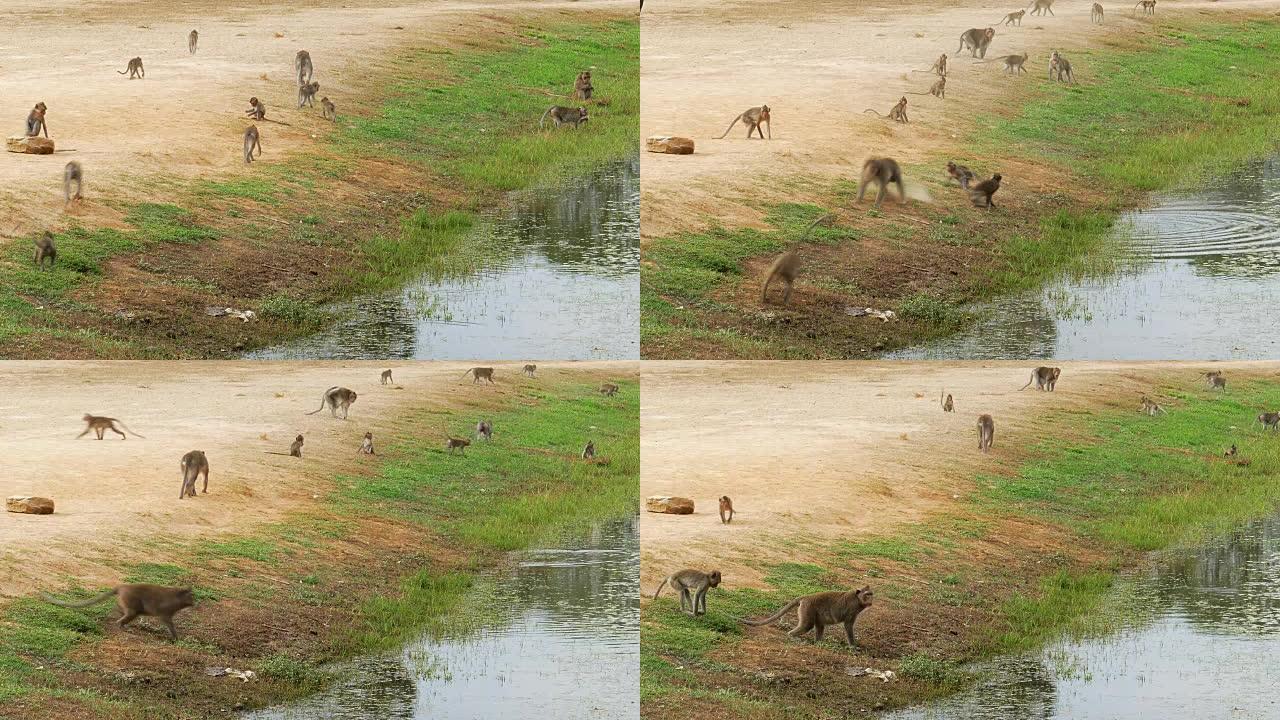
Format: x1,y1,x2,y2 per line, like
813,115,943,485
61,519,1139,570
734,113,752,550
708,570,722,587
857,586,874,605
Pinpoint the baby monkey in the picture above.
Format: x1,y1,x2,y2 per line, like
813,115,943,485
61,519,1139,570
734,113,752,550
946,161,975,189
574,70,593,101
78,414,144,440
321,97,337,121
446,437,470,455
864,96,908,123
1141,396,1166,416
25,102,49,138
1258,412,1280,431
118,57,145,79
246,97,266,121
476,420,493,441
243,125,262,164
941,390,954,412
64,161,83,204
539,106,589,129
34,232,56,270
653,569,722,616
359,432,375,455
719,495,734,524
381,369,394,385
522,364,537,378
717,105,771,139
969,174,1002,208
582,441,596,459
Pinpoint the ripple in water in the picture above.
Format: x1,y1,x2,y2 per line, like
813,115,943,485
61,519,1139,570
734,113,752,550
1124,200,1280,260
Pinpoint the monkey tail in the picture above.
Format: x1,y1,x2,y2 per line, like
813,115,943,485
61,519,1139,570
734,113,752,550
42,588,117,609
905,91,931,95
459,369,475,381
114,421,146,439
116,69,129,75
863,109,884,117
800,213,835,240
539,106,555,129
652,577,671,600
305,388,337,415
715,116,741,139
1019,374,1035,391
739,598,801,626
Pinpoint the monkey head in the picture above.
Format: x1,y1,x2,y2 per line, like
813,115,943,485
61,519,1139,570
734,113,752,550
707,570,723,588
984,27,995,40
176,588,196,608
856,585,874,607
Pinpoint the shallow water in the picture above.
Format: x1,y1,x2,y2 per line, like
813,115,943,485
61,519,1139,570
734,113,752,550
888,156,1280,360
243,515,639,720
249,156,640,361
886,512,1280,719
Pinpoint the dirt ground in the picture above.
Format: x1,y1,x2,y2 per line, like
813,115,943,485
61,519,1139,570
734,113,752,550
638,0,1280,240
0,360,623,597
639,361,1279,591
0,0,628,235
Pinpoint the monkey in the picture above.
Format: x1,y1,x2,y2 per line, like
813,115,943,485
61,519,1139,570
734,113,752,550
539,106,589,129
998,9,1026,24
864,96,908,123
716,105,770,139
290,434,304,457
42,584,195,641
653,569,721,616
946,161,975,189
1028,0,1055,16
1092,3,1105,22
246,97,266,121
1048,51,1075,83
461,367,496,384
979,52,1030,74
1019,366,1061,392
574,70,594,100
321,97,336,121
359,432,375,455
719,496,734,524
522,364,537,378
906,76,946,99
78,414,144,440
1208,374,1228,392
380,369,393,385
761,213,834,305
1134,0,1155,14
941,390,954,413
582,441,596,459
857,158,906,208
1225,444,1237,457
25,102,49,138
117,57,145,79
178,450,209,499
446,437,470,455
33,232,56,270
476,420,493,441
295,50,314,84
1257,412,1280,431
243,125,262,164
739,586,874,645
969,174,1002,209
600,383,620,396
912,53,948,77
63,161,83,205
977,414,995,452
305,386,357,419
298,81,320,109
1141,396,1166,416
1200,370,1224,384
958,27,996,59
189,29,199,54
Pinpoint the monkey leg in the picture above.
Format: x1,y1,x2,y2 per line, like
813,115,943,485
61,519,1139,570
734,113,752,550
109,424,127,439
788,615,815,639
202,470,209,493
117,611,139,628
695,589,708,616
162,617,178,640
781,281,793,305
813,622,825,643
874,183,887,208
843,621,857,645
678,587,692,614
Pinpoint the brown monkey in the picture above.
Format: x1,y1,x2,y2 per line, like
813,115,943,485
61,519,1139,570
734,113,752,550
522,364,537,378
1019,366,1061,391
381,369,394,385
243,125,262,164
717,105,771,139
653,569,721,616
1208,374,1228,392
25,102,49,138
117,57,145,79
290,434,305,457
446,437,470,455
864,96,908,123
969,174,1002,208
33,232,56,269
359,432,375,455
1225,444,1237,457
246,97,266,121
1134,0,1155,14
295,50,314,84
540,106,589,129
188,29,199,54
78,414,144,440
43,584,195,641
998,9,1025,24
958,27,996,59
719,496,734,524
321,97,336,121
941,390,954,412
298,81,320,108
305,386,357,418
857,158,906,208
761,214,834,305
1029,0,1055,16
461,367,496,384
600,383,620,396
946,161,975,189
63,161,83,204
740,586,874,645
912,53,948,77
1091,3,1105,22
1048,51,1075,83
582,441,596,459
977,414,995,452
1258,412,1280,431
906,76,946,99
980,53,1030,74
179,450,209,499
475,420,493,441
574,70,594,100
1141,396,1166,416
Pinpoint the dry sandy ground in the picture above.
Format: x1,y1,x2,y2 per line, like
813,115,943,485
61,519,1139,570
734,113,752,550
639,0,1280,239
0,360,628,597
0,0,630,235
639,361,1280,591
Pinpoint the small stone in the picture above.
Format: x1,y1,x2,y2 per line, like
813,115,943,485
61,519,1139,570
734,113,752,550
646,135,694,155
645,495,694,514
6,496,54,514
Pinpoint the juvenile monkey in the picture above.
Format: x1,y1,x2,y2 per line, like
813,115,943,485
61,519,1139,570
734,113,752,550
906,77,946,99
305,386,357,418
64,161,83,204
582,441,596,459
574,70,594,100
1029,0,1055,16
761,214,834,305
864,96,908,123
476,420,493,440
461,367,496,384
321,97,336,121
298,81,320,108
34,232,56,270
1019,366,1060,391
25,102,49,138
653,569,721,616
981,53,1030,74
977,414,995,452
998,9,1026,24
719,496,734,524
969,174,1002,208
1141,396,1166,416
243,125,262,164
946,161,975,189
857,158,906,208
913,53,948,77
1207,374,1228,392
1258,412,1280,431
381,369,393,385
1048,51,1075,83
295,50,314,84
43,584,195,641
941,390,954,412
246,97,266,121
446,437,470,455
359,432,375,454
78,414,144,440
522,364,537,378
1092,3,1105,22
717,105,771,139
539,106,589,129
600,383,620,396
740,586,874,645
178,450,209,499
1225,444,1237,457
1135,0,1155,14
958,27,996,59
118,57,145,79
189,29,199,54
290,434,304,457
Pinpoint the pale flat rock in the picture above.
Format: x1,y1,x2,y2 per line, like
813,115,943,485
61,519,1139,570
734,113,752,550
646,135,694,155
6,135,54,154
646,495,694,514
6,496,54,514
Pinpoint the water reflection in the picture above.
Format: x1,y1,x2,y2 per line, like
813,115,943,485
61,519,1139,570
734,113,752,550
243,515,639,720
249,156,640,361
889,155,1280,360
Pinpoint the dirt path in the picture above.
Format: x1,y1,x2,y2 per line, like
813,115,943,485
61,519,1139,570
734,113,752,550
639,0,1280,240
0,0,628,235
0,360,624,597
639,361,1277,590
